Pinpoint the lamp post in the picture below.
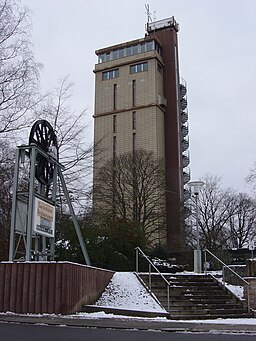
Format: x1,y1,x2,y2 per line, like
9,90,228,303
187,180,205,273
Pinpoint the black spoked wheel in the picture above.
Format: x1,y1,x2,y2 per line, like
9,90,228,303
29,120,58,185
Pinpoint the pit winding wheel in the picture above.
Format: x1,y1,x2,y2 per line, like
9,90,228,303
29,120,58,186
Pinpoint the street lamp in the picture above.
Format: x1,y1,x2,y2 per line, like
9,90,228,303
187,180,205,273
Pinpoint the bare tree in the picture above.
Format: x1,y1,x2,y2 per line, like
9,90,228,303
36,77,93,209
0,0,41,135
93,149,166,246
246,162,256,194
0,140,14,259
188,175,236,250
228,193,256,249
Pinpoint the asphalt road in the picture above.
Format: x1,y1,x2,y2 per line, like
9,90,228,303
0,322,255,341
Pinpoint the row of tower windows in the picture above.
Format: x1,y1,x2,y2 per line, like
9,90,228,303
98,39,162,63
130,62,148,74
102,69,119,80
102,62,148,81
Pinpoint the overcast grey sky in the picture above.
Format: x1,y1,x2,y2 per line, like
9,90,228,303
22,0,256,192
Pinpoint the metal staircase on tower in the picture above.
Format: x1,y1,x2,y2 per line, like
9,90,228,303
179,79,190,203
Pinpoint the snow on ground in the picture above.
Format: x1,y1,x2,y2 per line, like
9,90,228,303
79,271,256,324
225,283,244,300
93,271,246,312
73,311,167,320
178,318,256,324
94,272,165,312
70,312,256,324
5,310,256,325
3,271,256,325
211,273,244,300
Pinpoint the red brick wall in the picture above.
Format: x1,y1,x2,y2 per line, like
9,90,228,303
151,28,185,252
0,262,114,314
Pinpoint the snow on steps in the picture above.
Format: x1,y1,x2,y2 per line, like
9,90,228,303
139,273,253,320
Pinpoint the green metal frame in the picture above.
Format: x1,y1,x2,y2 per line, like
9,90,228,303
9,144,90,265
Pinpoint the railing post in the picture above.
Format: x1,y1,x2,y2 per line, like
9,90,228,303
223,266,225,286
149,263,151,290
201,249,251,314
167,284,170,312
204,249,207,275
135,246,175,312
247,285,250,313
135,248,139,273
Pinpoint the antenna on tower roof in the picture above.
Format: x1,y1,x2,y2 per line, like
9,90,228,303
145,4,156,35
145,4,152,23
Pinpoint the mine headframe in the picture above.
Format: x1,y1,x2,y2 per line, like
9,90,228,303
9,120,90,264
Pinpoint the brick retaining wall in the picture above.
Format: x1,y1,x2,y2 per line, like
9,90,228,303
246,259,256,276
245,259,256,310
244,277,256,310
0,262,114,314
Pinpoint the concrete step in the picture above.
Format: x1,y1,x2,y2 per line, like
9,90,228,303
160,299,245,308
152,291,235,300
81,305,169,318
171,286,221,291
168,282,217,287
140,275,215,283
167,308,249,315
181,293,234,298
165,303,244,310
168,287,227,293
148,282,219,289
169,313,253,320
168,277,215,282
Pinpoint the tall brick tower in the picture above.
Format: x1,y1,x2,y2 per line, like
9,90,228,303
93,17,189,252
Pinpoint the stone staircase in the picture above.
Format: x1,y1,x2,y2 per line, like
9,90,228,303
139,273,253,319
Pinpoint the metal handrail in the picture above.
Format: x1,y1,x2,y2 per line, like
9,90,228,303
204,248,251,312
135,247,170,311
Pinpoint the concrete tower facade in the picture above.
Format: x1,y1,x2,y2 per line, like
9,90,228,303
93,17,190,252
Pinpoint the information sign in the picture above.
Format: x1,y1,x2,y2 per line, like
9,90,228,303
33,198,55,238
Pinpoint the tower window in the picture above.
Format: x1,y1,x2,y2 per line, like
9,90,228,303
126,46,132,56
132,111,136,130
102,69,119,80
132,133,136,154
113,115,117,133
132,80,136,107
105,52,110,61
113,50,118,59
130,62,148,74
97,40,158,63
132,45,138,54
113,84,117,110
140,43,146,53
113,136,117,160
145,41,153,51
119,48,125,58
